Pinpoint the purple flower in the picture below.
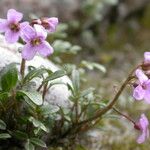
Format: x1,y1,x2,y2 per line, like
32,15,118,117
21,24,53,60
133,69,150,103
40,17,58,33
0,9,28,43
144,52,150,64
134,114,149,144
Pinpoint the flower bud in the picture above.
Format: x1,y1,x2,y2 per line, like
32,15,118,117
134,123,141,131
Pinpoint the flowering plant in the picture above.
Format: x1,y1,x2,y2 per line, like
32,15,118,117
0,9,149,150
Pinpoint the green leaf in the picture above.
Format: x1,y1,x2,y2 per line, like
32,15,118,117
40,105,60,116
81,60,106,73
0,92,8,100
25,140,35,150
23,97,36,109
87,103,100,118
72,69,80,94
13,130,28,140
70,45,81,54
44,70,66,83
28,117,49,133
63,64,76,74
0,133,11,139
17,90,43,106
0,119,6,130
67,83,74,94
0,63,18,91
30,138,47,148
80,87,95,97
104,0,118,5
92,63,106,73
53,40,71,53
33,128,41,135
53,39,81,55
99,102,107,108
23,68,49,84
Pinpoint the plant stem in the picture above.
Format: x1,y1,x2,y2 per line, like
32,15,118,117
75,96,79,124
20,58,26,79
42,83,48,100
56,65,140,141
112,107,135,124
37,82,44,92
77,65,140,126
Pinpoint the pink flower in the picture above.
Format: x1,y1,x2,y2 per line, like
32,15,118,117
144,52,150,64
133,69,150,103
40,17,58,33
31,17,58,33
21,24,53,60
134,114,149,144
0,9,28,43
30,17,58,33
141,52,150,72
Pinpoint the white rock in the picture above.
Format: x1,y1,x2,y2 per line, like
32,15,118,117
0,34,71,108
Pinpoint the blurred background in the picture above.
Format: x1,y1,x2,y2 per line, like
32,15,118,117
1,0,150,149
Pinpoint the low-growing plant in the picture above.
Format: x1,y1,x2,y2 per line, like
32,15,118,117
0,9,149,150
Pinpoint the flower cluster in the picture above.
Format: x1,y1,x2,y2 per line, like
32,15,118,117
132,52,150,143
0,9,58,60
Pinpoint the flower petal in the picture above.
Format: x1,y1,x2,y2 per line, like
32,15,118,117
0,19,8,32
34,24,47,39
5,30,20,43
21,25,36,42
22,44,37,60
135,69,148,84
20,21,29,30
137,114,149,144
133,85,145,100
7,9,23,22
140,114,149,129
144,81,150,103
137,132,146,144
37,41,53,57
144,52,150,64
47,17,58,32
48,17,58,26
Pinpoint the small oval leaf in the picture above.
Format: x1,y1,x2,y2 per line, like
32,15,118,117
72,69,80,94
28,117,49,133
44,70,66,83
80,88,95,97
0,119,6,130
40,105,60,116
0,133,11,139
0,63,18,91
13,130,28,140
23,68,49,84
17,90,43,105
30,138,47,148
25,140,35,150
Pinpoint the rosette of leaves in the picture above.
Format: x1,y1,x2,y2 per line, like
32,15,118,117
0,63,66,150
